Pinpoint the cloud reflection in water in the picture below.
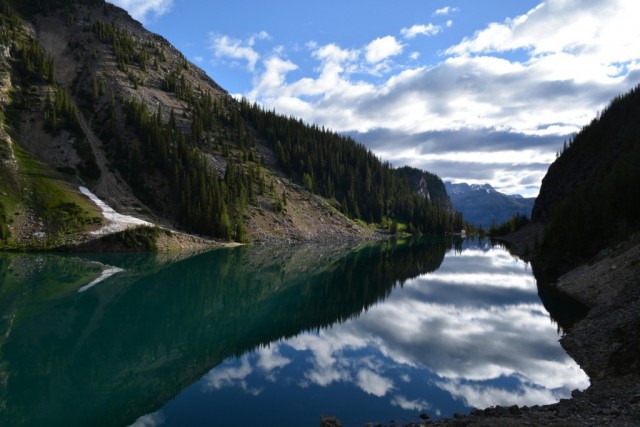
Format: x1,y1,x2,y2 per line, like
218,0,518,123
200,245,589,417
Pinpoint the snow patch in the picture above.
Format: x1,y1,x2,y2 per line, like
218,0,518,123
80,186,152,235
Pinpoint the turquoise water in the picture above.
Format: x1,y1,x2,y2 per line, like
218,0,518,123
0,238,588,427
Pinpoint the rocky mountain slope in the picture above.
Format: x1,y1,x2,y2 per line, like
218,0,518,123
444,181,535,228
0,0,458,250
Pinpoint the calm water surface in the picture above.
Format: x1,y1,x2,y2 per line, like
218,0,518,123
0,238,588,427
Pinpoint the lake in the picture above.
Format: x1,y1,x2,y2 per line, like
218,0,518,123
0,237,589,427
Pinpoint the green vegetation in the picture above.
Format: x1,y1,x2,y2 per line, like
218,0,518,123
489,213,530,237
15,144,101,224
118,97,251,241
538,84,640,275
0,145,102,250
0,201,10,241
14,38,55,84
0,0,104,250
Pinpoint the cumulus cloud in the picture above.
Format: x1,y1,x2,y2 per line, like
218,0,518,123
257,345,291,373
436,380,564,408
210,34,262,71
447,0,640,62
203,356,262,395
401,23,442,39
230,0,640,195
391,395,430,411
365,36,404,63
434,6,460,16
356,369,394,397
108,0,173,23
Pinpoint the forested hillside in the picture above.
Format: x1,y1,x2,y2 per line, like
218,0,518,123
0,0,460,248
240,101,459,234
533,84,640,274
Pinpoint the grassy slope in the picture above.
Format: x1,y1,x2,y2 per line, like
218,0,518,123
0,142,103,249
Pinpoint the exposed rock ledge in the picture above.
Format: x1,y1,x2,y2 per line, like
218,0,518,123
409,230,640,426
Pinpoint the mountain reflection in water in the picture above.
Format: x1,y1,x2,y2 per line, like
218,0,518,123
0,238,588,427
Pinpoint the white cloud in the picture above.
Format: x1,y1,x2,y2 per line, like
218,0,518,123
210,34,261,71
391,395,430,411
205,357,251,389
447,0,640,65
108,0,173,23
257,345,291,372
401,23,442,39
434,6,460,16
356,369,394,397
238,0,640,195
250,55,298,98
365,36,404,63
249,31,271,45
436,380,563,408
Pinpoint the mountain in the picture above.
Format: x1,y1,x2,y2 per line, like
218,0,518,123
0,0,461,249
444,182,535,228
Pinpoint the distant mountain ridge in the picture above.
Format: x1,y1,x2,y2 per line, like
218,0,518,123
445,182,535,228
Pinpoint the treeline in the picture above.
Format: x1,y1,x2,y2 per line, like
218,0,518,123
539,84,640,275
489,213,530,237
239,99,461,234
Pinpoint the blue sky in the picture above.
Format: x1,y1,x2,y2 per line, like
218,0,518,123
109,0,640,197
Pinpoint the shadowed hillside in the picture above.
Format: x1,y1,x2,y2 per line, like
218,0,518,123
532,84,640,275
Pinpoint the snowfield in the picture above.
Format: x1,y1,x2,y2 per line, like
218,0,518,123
80,186,153,235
